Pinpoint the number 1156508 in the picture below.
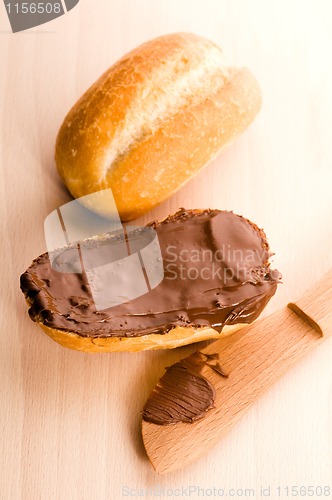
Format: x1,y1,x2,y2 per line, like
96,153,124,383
5,3,62,14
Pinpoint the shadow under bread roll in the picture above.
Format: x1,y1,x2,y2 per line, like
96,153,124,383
55,33,262,221
20,209,281,352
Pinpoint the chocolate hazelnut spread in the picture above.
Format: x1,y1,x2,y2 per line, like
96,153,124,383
142,351,229,425
20,209,281,338
142,362,216,425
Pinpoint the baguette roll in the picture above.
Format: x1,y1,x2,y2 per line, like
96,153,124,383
20,209,280,352
55,33,262,221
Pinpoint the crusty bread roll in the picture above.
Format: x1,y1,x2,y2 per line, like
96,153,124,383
20,209,280,353
37,323,243,353
55,33,262,221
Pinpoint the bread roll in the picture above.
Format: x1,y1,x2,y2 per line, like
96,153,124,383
20,209,280,353
55,33,262,221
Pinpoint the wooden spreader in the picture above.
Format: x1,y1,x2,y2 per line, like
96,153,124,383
142,270,332,473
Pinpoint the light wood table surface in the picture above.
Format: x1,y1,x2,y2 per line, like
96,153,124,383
1,1,332,498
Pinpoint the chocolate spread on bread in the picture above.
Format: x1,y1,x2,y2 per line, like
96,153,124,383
20,209,280,338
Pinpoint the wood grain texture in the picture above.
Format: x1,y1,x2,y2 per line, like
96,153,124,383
142,270,332,473
1,0,332,498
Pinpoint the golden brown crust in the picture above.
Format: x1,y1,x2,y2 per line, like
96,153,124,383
39,322,243,353
55,33,262,221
